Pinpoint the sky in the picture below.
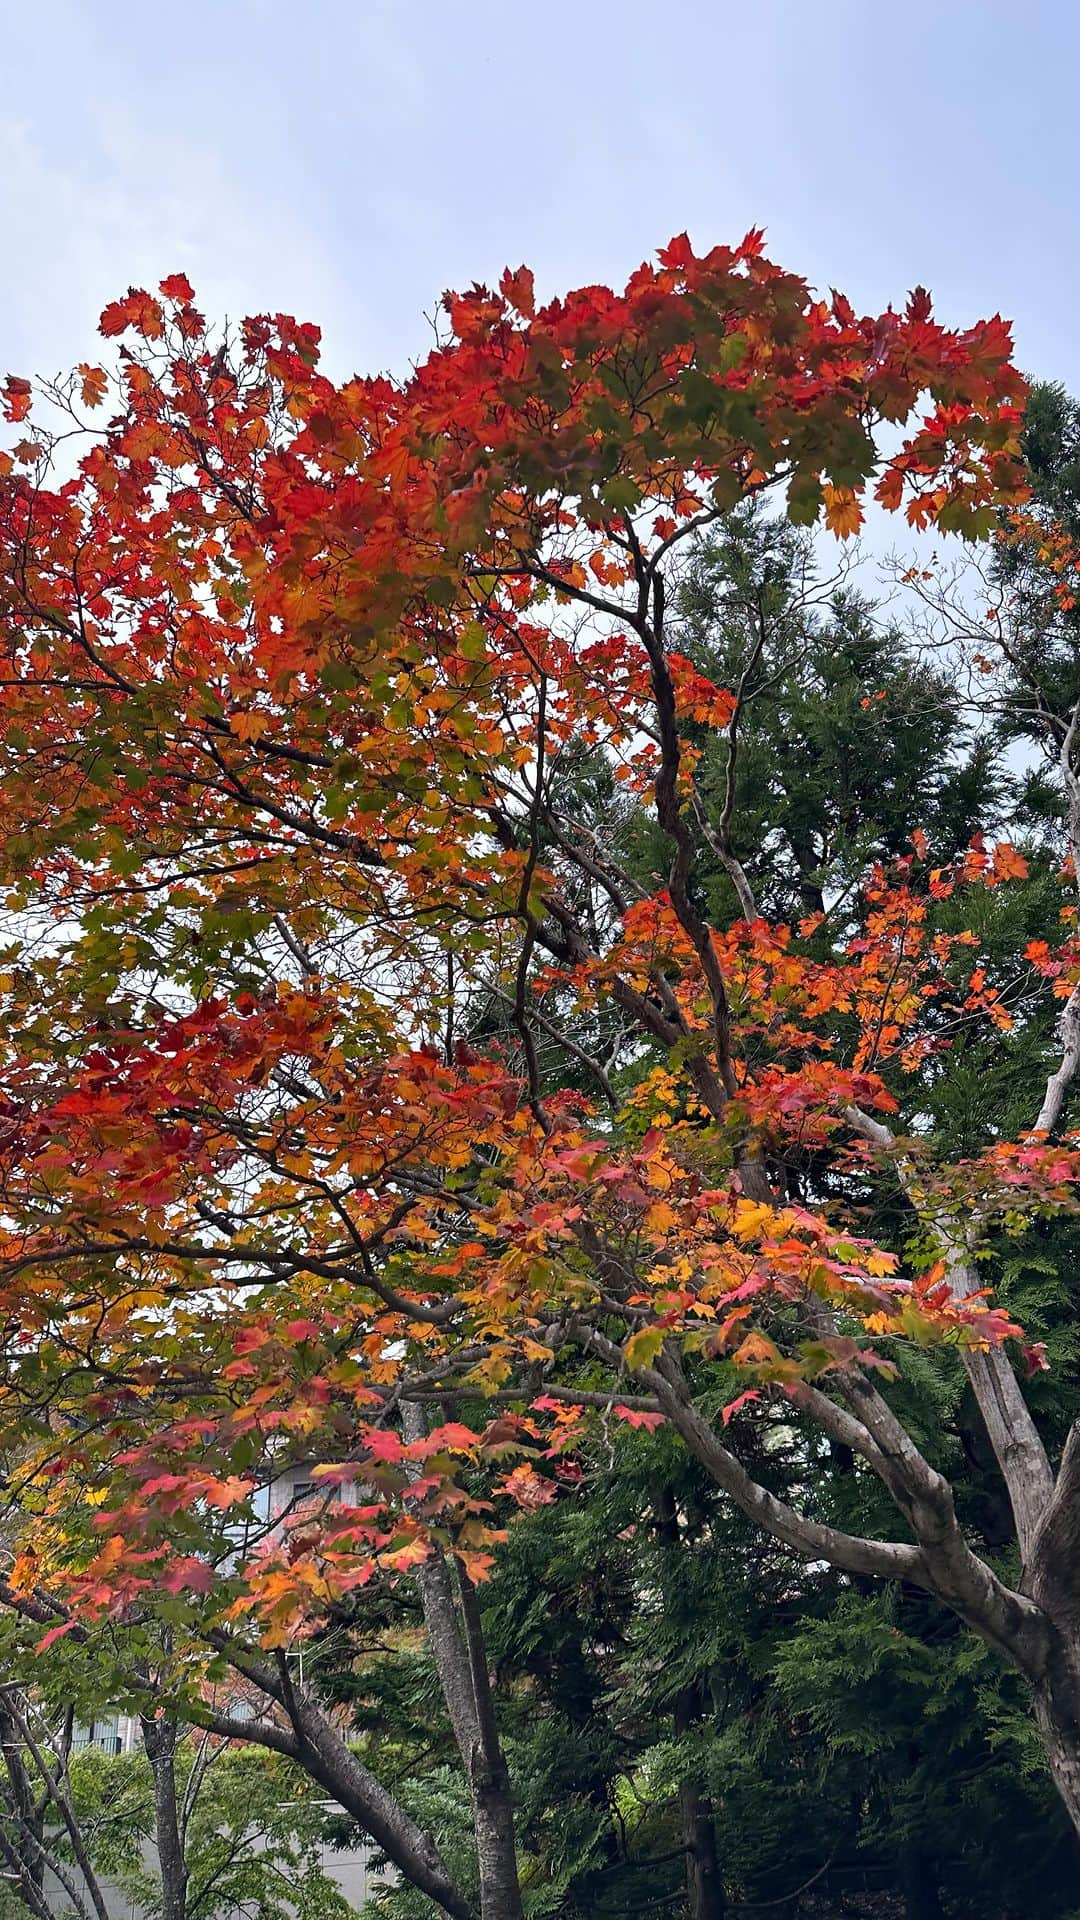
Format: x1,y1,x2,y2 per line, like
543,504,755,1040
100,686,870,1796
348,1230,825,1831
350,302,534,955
2,0,1077,404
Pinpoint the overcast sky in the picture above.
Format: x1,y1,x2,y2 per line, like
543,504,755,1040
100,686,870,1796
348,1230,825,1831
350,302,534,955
2,1,1075,406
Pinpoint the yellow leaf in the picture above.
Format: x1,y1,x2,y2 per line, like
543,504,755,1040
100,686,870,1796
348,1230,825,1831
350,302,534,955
644,1200,679,1234
730,1199,783,1243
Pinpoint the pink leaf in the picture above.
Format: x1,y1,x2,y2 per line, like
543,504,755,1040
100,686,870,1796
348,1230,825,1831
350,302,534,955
721,1389,762,1426
35,1623,76,1654
612,1405,666,1431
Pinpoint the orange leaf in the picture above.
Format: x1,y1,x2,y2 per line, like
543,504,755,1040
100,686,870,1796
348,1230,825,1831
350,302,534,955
823,484,863,539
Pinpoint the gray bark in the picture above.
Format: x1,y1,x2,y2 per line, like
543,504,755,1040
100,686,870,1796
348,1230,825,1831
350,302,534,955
280,1684,476,1920
402,1402,524,1920
0,1694,109,1920
141,1717,188,1920
204,1637,476,1920
1036,1675,1080,1843
0,1701,45,1904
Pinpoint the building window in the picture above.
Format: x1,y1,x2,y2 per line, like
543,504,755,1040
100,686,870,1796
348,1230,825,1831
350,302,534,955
72,1719,122,1756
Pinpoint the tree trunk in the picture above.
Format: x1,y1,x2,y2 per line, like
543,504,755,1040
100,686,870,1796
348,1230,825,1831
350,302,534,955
402,1403,523,1920
471,1749,525,1920
897,1841,945,1920
1025,1421,1080,1837
1034,1669,1080,1839
213,1631,476,1917
673,1682,724,1920
677,1768,726,1920
454,1564,524,1920
0,1704,45,1903
654,1488,727,1920
141,1717,188,1920
288,1697,477,1920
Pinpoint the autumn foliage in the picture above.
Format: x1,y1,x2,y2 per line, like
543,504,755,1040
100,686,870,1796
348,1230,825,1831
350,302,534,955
1,234,1079,1911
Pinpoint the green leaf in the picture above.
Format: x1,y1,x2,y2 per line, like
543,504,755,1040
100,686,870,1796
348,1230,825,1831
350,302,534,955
719,331,749,371
602,474,641,512
458,623,488,662
319,659,358,692
624,1326,665,1371
787,471,823,526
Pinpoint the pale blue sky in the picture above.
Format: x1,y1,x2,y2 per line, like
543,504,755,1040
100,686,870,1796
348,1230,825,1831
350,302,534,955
2,0,1076,404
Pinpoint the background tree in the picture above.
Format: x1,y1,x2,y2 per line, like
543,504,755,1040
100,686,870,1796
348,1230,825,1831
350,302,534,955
0,1674,353,1920
676,506,1003,922
66,1738,356,1920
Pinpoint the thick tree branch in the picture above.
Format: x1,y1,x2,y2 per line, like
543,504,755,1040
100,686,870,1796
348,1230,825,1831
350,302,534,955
844,1102,1055,1556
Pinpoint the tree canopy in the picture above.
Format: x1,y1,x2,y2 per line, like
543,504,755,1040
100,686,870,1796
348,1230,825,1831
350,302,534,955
0,238,1077,1920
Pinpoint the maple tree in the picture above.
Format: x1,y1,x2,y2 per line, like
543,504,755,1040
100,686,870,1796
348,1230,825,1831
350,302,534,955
0,234,1077,1918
